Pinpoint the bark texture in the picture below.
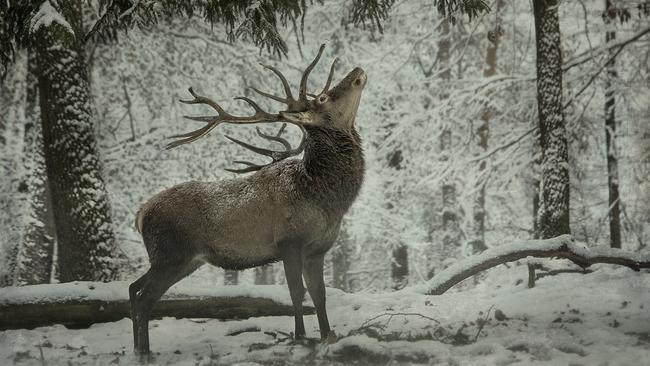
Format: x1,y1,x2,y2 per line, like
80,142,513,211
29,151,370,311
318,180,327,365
533,0,571,239
12,51,56,285
604,0,622,249
32,2,118,281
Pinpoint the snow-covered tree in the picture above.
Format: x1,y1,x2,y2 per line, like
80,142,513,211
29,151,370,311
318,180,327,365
533,0,571,239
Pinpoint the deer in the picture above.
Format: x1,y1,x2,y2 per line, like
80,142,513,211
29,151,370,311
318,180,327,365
130,44,367,356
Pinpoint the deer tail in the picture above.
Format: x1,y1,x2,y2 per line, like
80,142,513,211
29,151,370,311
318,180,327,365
135,206,146,235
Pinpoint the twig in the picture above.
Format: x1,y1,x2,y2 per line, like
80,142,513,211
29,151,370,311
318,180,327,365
38,345,45,366
467,126,537,163
563,25,650,72
473,305,494,342
352,312,441,336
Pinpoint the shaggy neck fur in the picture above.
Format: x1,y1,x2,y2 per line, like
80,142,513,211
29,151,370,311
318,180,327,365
299,125,365,218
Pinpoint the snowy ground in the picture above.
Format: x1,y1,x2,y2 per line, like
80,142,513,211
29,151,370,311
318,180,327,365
1,264,649,365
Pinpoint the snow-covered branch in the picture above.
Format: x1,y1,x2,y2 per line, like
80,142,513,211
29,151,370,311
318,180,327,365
408,235,650,295
563,25,650,72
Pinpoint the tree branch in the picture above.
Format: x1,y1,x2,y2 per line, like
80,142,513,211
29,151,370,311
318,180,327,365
410,235,650,295
563,25,650,72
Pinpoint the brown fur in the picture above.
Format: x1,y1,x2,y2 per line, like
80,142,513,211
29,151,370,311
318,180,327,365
130,64,367,357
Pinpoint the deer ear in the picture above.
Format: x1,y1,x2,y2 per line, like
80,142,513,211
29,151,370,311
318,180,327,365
280,111,315,124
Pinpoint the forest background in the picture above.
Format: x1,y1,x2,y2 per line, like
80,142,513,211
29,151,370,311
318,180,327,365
0,0,649,293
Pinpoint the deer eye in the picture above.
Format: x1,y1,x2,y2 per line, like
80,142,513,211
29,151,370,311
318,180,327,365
317,94,329,104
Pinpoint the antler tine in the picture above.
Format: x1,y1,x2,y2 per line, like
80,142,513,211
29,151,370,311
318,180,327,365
299,44,326,101
224,124,307,174
249,87,288,104
179,87,226,114
260,63,294,100
233,96,275,119
255,123,291,150
224,135,282,159
168,88,282,150
320,57,338,94
224,161,266,174
251,63,306,111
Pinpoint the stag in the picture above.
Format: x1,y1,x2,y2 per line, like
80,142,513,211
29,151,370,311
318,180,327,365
130,44,366,356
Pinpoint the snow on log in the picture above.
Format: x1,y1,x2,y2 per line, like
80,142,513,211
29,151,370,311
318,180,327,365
0,281,314,330
409,235,650,296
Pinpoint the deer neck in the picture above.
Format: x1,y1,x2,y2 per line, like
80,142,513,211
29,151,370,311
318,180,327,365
300,125,365,217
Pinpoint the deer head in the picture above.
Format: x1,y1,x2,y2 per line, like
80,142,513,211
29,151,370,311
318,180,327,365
167,44,367,172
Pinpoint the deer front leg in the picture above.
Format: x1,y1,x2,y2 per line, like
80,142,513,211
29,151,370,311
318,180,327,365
280,244,306,339
303,253,334,341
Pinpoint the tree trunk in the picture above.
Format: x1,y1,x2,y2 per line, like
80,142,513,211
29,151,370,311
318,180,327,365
0,56,23,287
31,1,118,281
387,149,408,290
438,19,462,272
254,265,274,285
391,244,409,290
604,0,622,249
331,223,352,291
224,270,239,285
470,2,504,255
12,50,56,285
532,0,571,239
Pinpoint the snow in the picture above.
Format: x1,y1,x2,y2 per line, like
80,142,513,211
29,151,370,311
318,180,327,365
29,1,74,35
0,281,295,307
406,235,650,295
1,265,649,365
2,0,650,364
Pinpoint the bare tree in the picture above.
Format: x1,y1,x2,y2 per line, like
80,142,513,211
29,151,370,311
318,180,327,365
470,0,505,254
603,0,622,248
438,19,463,273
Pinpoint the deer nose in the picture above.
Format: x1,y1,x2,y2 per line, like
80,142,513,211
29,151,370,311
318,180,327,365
352,68,367,87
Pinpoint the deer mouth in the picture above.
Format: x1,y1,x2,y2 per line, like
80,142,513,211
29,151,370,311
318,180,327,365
350,67,367,87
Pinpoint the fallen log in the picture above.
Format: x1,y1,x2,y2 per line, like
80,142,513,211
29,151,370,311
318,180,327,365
409,234,650,295
0,281,314,330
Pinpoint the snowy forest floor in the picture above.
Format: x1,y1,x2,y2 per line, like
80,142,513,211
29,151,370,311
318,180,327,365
1,264,649,366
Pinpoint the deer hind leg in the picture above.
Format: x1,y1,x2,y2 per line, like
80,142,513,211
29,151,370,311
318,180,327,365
280,244,306,339
303,253,333,340
129,273,149,352
129,260,201,358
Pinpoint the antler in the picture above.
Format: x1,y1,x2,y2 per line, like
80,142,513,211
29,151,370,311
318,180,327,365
249,43,327,111
168,43,334,172
167,88,281,149
224,124,306,173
